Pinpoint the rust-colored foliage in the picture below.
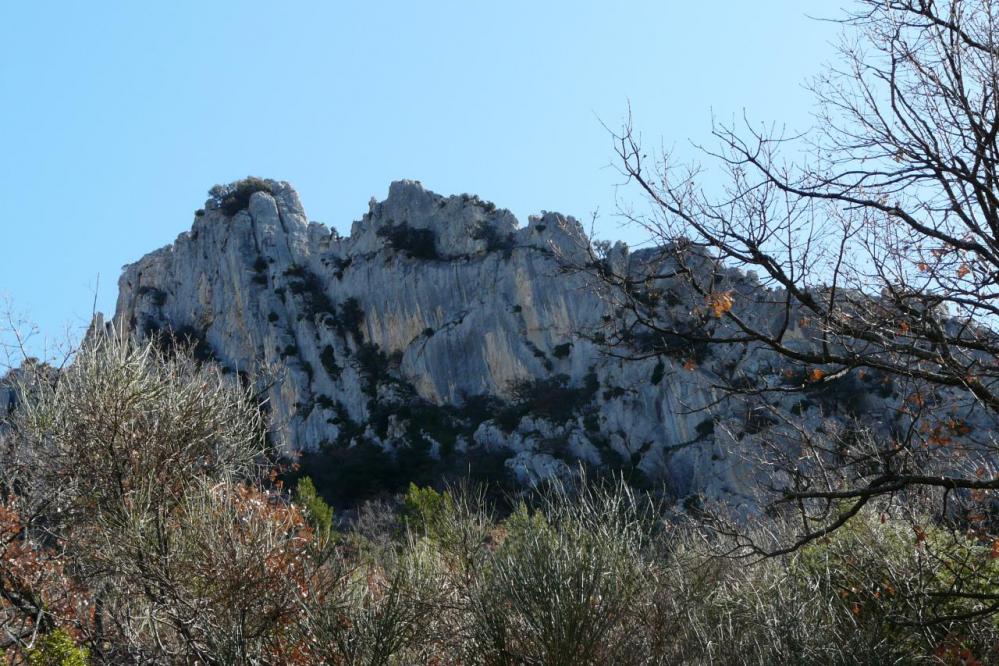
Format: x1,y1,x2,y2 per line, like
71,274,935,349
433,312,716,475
705,291,734,317
0,502,91,660
934,640,983,666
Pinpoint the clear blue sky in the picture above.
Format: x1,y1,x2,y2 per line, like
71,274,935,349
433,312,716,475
1,1,840,357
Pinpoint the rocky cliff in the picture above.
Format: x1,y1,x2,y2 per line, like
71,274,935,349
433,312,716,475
110,178,908,506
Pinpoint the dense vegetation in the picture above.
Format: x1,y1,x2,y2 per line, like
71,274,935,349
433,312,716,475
3,336,999,664
375,221,439,260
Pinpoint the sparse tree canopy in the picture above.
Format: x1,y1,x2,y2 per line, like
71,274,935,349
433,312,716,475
591,0,999,564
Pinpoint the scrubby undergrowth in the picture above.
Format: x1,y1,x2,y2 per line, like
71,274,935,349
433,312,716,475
3,336,999,665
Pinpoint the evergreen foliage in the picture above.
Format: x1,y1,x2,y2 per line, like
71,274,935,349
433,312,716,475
27,630,89,666
294,476,334,544
207,177,273,217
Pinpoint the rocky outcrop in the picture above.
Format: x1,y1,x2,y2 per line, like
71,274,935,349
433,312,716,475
111,178,914,506
0,373,16,418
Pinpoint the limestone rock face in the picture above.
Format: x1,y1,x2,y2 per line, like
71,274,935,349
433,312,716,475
109,179,915,506
0,373,16,418
0,361,58,426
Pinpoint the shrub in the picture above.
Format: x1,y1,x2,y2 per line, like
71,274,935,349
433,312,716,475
411,482,495,578
320,345,341,379
470,220,514,255
402,483,454,538
354,342,391,396
337,297,365,339
4,332,276,663
552,342,573,359
284,266,336,315
626,326,710,364
294,442,401,507
298,539,450,665
207,177,273,217
137,285,167,307
376,222,439,260
166,482,319,663
466,480,647,664
790,511,999,662
508,374,598,425
628,507,999,666
331,255,352,280
294,476,335,545
27,630,89,666
650,360,665,385
145,322,217,364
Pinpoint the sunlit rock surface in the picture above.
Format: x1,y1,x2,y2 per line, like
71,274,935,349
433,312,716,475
111,179,912,506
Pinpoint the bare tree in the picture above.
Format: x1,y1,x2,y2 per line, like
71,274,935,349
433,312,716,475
579,0,999,568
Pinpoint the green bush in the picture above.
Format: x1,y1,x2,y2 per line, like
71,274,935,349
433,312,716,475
284,265,336,315
27,630,89,666
632,508,999,666
402,483,454,538
650,359,665,385
300,539,450,665
320,345,341,379
552,342,573,359
501,373,599,428
376,222,439,260
337,296,365,339
470,220,514,255
466,481,646,665
294,442,403,507
207,177,273,216
789,510,999,663
295,476,335,544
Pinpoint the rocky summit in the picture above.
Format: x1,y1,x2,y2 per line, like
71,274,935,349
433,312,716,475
107,178,910,506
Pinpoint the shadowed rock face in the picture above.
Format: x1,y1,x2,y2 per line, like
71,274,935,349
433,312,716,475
109,178,920,506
